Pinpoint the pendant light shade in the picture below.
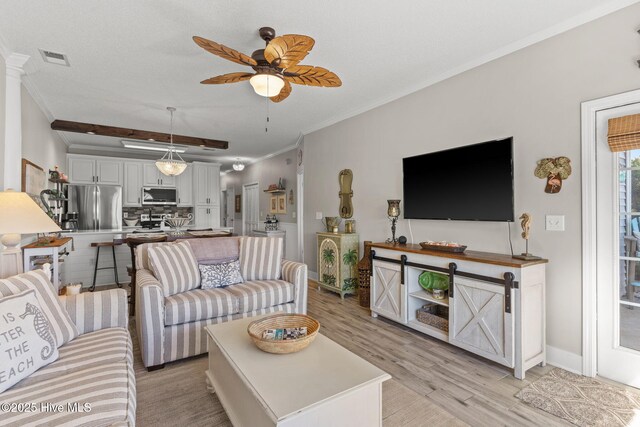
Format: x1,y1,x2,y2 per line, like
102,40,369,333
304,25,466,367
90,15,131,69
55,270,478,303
156,107,188,177
249,74,284,97
232,158,245,171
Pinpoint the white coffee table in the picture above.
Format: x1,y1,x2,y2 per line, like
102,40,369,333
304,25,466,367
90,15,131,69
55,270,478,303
205,316,391,427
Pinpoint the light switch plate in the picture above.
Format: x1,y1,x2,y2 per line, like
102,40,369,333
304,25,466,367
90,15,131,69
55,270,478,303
545,215,565,231
316,212,323,220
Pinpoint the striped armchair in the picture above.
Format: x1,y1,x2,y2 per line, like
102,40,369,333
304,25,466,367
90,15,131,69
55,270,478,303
135,237,308,370
1,284,135,426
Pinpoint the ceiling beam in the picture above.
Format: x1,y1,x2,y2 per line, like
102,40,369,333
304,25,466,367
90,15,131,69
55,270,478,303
50,119,228,150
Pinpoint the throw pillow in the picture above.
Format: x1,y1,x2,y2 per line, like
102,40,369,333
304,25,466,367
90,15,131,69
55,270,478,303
148,241,200,296
0,289,59,393
0,269,78,347
199,260,244,289
239,237,284,281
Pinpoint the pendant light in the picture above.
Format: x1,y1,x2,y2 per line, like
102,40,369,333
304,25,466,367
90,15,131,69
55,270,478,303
156,107,187,177
232,158,245,171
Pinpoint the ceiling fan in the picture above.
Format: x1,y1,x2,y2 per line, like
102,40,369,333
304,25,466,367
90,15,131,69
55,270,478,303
193,27,341,102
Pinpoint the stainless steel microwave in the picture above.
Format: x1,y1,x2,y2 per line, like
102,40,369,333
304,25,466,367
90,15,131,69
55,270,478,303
141,187,178,205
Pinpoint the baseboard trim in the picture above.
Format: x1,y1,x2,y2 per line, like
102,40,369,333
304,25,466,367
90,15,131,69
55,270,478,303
546,345,583,375
309,270,318,281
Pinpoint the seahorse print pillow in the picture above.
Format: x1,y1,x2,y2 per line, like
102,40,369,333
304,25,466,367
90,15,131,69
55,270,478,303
0,289,59,392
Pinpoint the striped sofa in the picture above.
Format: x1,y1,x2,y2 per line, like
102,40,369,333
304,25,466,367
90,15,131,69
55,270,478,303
0,287,135,427
135,237,308,370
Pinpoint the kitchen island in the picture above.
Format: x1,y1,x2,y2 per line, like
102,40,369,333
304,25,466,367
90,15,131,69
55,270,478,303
60,227,234,290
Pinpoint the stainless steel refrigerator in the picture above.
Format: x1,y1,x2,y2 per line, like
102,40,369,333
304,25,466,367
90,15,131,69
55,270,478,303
67,185,122,230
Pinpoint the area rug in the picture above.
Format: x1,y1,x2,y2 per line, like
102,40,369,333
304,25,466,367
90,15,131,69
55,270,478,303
516,368,640,426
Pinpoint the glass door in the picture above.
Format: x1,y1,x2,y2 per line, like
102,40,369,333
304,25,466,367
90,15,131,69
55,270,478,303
617,149,640,351
596,105,640,388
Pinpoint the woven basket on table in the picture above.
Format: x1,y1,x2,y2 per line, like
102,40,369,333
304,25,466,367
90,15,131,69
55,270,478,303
247,314,320,354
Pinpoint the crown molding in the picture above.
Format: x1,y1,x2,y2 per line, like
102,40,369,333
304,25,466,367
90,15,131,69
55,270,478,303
302,0,640,135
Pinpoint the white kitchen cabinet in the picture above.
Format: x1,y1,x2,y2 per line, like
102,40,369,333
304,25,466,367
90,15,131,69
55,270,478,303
68,155,122,185
369,243,547,380
371,260,405,323
68,157,95,184
123,162,143,206
142,163,175,187
176,167,193,206
194,205,220,229
193,162,220,229
96,160,123,185
193,162,220,205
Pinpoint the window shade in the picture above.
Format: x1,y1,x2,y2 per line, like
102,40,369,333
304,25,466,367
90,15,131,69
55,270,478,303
608,113,640,152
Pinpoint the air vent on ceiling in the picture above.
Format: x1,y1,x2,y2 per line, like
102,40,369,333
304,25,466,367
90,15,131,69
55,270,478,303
39,49,70,66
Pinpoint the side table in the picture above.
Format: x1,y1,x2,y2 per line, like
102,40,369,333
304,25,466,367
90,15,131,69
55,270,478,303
22,237,73,291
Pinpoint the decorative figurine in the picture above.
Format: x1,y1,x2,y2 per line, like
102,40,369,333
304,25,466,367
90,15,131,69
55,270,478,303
339,169,354,218
534,157,572,194
513,213,542,260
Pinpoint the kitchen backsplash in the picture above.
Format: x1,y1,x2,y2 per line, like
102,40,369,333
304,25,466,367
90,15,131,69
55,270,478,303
123,206,193,218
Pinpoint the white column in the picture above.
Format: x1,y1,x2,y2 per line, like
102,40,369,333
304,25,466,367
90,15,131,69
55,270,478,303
3,53,29,190
0,53,29,278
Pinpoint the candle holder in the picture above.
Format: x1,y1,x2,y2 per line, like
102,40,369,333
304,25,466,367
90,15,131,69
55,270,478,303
386,199,401,244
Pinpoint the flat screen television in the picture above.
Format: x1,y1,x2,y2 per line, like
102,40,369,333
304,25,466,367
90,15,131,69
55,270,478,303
403,138,514,222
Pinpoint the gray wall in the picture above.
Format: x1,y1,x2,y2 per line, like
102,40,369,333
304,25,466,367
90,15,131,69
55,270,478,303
222,148,299,233
304,3,640,360
0,57,6,189
21,85,67,178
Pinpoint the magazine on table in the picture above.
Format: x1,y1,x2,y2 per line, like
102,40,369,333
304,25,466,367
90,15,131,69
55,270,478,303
262,327,308,341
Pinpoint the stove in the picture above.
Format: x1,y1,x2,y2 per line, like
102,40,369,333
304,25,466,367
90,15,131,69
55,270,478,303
140,213,168,229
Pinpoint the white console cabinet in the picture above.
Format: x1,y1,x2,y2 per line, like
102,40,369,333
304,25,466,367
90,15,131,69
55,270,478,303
370,242,547,379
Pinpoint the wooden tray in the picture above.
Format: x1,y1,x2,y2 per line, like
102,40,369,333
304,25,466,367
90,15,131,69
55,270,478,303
419,242,467,253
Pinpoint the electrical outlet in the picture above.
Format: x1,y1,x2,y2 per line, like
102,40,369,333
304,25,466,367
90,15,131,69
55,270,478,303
545,215,565,231
123,212,128,218
292,211,296,219
316,212,323,220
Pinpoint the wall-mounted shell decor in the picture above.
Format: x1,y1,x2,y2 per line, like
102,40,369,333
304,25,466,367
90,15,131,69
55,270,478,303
534,157,572,194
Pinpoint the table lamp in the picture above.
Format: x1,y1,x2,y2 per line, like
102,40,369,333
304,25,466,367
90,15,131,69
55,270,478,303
0,189,61,278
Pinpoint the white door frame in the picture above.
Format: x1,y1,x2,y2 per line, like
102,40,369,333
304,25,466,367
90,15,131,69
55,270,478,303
297,171,304,262
581,88,640,377
242,181,259,236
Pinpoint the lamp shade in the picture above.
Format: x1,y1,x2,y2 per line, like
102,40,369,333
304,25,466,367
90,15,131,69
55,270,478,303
0,190,61,234
249,74,285,97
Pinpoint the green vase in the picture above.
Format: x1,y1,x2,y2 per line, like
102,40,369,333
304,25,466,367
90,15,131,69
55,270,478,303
418,271,449,292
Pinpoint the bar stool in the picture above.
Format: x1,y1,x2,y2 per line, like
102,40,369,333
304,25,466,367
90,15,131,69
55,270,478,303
90,241,123,292
126,235,168,317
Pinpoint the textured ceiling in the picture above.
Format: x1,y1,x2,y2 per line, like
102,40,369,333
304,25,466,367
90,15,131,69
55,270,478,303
0,0,633,170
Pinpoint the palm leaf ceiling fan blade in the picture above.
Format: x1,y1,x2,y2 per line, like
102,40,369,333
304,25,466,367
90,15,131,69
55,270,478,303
193,36,257,67
193,28,340,101
284,65,342,87
270,80,292,103
264,35,315,69
201,72,254,84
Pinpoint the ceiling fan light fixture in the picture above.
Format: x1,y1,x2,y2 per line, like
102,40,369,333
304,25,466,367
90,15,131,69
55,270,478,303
249,73,284,97
156,107,188,177
232,158,245,171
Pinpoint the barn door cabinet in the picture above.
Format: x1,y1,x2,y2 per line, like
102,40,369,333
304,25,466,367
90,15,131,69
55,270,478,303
316,232,359,299
369,242,547,379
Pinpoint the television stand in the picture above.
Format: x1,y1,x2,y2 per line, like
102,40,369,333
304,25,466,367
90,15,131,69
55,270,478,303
369,242,547,379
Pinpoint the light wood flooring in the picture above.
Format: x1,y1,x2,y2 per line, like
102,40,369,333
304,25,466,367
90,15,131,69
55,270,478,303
132,283,572,426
